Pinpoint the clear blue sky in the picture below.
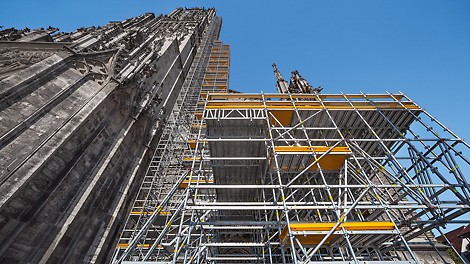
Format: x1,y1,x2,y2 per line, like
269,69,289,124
2,0,469,142
2,0,470,234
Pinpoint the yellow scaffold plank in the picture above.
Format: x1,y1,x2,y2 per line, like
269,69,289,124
200,92,209,99
205,93,405,101
269,110,294,127
191,123,206,129
280,222,395,245
274,146,351,153
310,155,349,171
117,243,163,249
195,112,203,120
187,140,197,149
287,221,395,231
179,179,214,189
204,73,228,78
205,101,419,110
275,146,351,171
203,82,228,86
182,157,201,162
129,211,172,216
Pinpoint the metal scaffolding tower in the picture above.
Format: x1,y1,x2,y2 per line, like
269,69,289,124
188,92,470,263
111,13,231,263
113,88,470,263
110,18,470,264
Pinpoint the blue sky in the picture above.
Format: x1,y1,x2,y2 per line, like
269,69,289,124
2,0,469,142
2,0,470,234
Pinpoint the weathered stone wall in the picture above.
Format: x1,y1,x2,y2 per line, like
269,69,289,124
0,8,214,263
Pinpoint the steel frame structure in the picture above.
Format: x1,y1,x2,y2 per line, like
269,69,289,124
113,90,470,263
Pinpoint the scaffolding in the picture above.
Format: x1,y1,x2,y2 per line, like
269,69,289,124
111,14,231,263
109,12,469,263
114,87,470,263
189,92,470,263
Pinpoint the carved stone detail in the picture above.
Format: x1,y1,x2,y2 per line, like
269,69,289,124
0,48,55,75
